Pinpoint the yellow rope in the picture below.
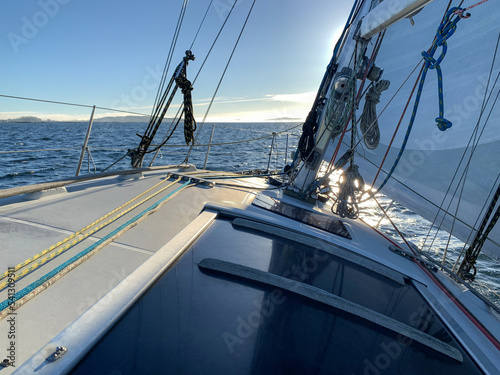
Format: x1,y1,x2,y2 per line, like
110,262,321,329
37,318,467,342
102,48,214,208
0,180,193,320
0,176,180,289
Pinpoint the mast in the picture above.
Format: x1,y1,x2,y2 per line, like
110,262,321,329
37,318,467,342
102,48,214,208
289,0,436,198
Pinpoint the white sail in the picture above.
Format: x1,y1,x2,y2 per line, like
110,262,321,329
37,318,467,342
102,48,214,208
329,0,500,257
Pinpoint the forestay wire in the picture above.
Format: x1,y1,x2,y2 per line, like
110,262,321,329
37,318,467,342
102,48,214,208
151,0,190,118
183,0,258,164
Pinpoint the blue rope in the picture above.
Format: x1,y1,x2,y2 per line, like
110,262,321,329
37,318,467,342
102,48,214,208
422,7,462,131
375,7,464,193
0,180,192,312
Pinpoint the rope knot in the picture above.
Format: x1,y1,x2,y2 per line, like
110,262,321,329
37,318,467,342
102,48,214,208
436,116,452,131
453,8,471,19
421,51,438,69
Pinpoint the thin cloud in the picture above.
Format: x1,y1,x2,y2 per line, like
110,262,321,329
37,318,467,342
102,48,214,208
195,91,316,107
195,97,269,106
268,91,316,104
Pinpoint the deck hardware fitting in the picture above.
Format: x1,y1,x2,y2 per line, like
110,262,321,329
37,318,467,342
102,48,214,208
47,346,67,362
0,359,13,367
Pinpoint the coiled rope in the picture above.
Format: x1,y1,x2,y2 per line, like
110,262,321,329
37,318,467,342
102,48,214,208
359,79,391,150
298,110,319,161
175,74,197,144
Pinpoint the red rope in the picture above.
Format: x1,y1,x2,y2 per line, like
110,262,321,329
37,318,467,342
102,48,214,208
455,0,490,18
328,33,384,172
371,63,424,187
417,263,500,352
466,0,490,10
366,223,500,353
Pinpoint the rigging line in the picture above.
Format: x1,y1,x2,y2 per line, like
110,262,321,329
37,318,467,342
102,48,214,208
474,280,500,305
415,255,500,352
332,58,422,178
423,50,500,251
87,147,96,174
289,31,360,184
370,63,425,189
0,147,81,154
341,32,389,154
189,0,213,50
348,139,476,230
372,195,418,256
146,113,184,154
425,83,500,255
361,3,460,197
441,92,498,261
349,0,458,173
147,9,188,132
441,165,469,266
184,0,258,163
101,152,129,173
0,94,149,117
301,44,360,182
149,104,184,167
424,79,500,251
209,123,300,135
464,0,491,11
321,44,360,170
151,0,190,118
423,31,500,245
313,57,421,193
331,0,363,68
458,183,500,278
192,0,239,85
145,0,237,166
152,123,301,148
453,173,500,271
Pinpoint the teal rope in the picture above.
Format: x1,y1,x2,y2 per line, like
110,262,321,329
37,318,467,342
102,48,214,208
375,7,464,193
204,172,283,180
0,179,192,312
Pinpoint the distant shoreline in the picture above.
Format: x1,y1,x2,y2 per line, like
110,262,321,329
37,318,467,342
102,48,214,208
0,115,302,124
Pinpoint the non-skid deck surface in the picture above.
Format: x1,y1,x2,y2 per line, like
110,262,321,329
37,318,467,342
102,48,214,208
0,168,261,372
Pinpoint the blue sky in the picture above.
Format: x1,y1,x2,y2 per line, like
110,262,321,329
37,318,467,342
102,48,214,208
0,0,354,122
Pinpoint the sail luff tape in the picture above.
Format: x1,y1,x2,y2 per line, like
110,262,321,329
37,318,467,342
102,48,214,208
0,176,179,284
0,180,193,317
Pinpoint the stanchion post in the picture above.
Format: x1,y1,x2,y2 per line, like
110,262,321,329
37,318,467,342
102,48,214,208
75,105,96,176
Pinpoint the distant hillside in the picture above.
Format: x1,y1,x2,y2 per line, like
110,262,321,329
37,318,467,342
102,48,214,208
0,116,43,123
266,116,302,122
95,115,151,123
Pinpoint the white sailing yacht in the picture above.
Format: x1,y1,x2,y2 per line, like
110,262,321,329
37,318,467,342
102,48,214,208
1,0,499,373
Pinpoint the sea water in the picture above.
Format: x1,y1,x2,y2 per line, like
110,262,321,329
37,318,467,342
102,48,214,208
0,121,498,305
